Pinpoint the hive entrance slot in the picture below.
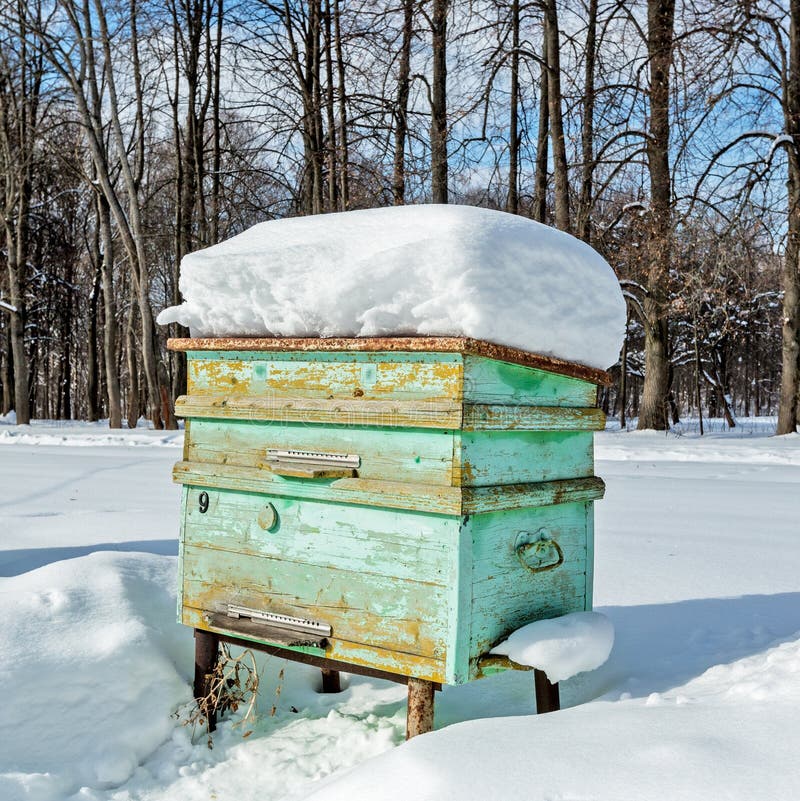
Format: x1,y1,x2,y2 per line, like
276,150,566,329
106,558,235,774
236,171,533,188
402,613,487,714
207,605,332,648
265,449,360,479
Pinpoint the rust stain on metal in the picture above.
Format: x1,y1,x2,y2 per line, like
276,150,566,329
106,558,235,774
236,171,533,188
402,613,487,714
168,336,612,386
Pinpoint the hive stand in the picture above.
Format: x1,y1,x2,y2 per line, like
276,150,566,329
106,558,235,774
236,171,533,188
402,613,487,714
193,629,557,737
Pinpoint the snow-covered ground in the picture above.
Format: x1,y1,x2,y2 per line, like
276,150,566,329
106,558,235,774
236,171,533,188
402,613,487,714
1,417,799,801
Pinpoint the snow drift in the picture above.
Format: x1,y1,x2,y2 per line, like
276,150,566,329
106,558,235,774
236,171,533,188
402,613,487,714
157,205,626,370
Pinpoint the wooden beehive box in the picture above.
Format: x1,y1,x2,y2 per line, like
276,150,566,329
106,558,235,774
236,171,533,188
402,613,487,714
169,336,609,686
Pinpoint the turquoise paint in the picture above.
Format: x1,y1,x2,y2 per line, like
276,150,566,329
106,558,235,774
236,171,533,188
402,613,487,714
463,355,598,406
459,429,594,486
186,417,455,486
467,502,590,670
183,486,454,584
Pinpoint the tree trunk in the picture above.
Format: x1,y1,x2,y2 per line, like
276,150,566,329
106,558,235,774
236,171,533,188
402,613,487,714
506,0,520,214
576,0,597,242
430,0,448,203
637,0,675,431
332,0,349,208
86,218,102,422
543,0,569,232
324,0,338,211
532,46,549,224
98,194,122,429
777,0,800,434
310,0,325,213
619,317,628,428
393,0,413,205
1,326,12,415
210,0,223,242
125,309,140,430
5,228,30,425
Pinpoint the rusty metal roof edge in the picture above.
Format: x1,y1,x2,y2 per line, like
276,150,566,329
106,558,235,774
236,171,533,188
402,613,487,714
167,335,612,386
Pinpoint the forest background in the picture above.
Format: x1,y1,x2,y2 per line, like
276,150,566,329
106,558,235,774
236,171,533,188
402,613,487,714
1,0,799,434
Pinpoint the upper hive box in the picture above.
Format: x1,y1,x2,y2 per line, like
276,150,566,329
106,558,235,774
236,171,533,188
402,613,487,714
169,335,610,685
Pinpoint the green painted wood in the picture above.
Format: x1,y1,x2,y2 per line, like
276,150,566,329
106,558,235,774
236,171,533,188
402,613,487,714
467,502,590,672
176,486,188,620
183,486,455,585
187,350,464,402
459,430,594,486
181,543,448,659
445,518,473,684
184,418,456,486
463,355,598,407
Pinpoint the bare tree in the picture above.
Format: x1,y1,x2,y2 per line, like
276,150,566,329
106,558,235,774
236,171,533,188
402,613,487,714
637,0,675,430
429,0,448,203
542,0,569,231
0,0,46,424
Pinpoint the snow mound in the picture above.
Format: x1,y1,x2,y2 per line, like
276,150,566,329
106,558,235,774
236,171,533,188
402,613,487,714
490,611,614,682
0,552,192,799
305,635,800,801
157,205,626,370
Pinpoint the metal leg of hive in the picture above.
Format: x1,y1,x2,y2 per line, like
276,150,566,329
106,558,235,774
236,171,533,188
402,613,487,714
320,668,342,693
194,628,220,732
406,677,435,739
533,669,560,713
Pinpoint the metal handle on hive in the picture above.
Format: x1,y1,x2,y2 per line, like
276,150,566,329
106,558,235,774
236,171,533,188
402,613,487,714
514,529,564,573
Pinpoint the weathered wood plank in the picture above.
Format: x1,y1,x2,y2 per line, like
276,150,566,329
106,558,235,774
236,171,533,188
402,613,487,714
183,486,455,584
462,405,605,431
460,430,594,486
182,543,449,658
461,477,604,514
174,460,463,515
183,606,447,683
186,351,465,402
210,629,443,687
176,393,464,429
175,460,604,515
177,393,604,432
183,418,456,487
169,336,612,386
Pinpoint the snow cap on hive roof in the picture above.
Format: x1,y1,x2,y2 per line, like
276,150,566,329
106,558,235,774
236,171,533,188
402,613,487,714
157,204,627,370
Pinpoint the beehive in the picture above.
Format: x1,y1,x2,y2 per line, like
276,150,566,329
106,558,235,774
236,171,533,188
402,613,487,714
170,337,609,686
